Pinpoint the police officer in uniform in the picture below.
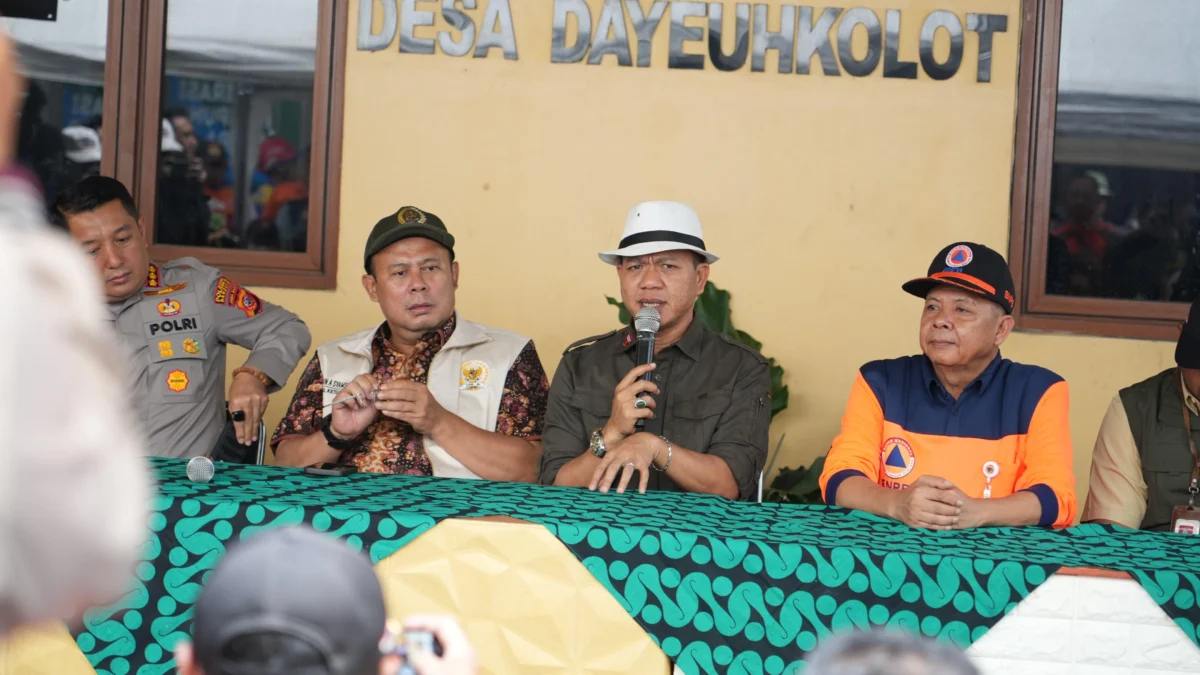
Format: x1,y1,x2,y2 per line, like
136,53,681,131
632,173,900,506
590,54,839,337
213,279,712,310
539,202,771,500
51,176,311,458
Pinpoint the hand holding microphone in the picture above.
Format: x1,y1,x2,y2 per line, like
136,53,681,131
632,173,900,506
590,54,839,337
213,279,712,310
600,308,661,446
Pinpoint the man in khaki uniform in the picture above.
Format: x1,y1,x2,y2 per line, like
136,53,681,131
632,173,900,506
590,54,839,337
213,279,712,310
51,176,311,459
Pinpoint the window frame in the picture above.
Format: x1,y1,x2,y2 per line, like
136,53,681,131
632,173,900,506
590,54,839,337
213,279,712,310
1008,0,1190,342
128,0,346,289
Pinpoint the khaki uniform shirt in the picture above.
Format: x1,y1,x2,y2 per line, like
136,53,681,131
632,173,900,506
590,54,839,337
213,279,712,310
1082,372,1200,528
539,318,771,500
107,258,311,458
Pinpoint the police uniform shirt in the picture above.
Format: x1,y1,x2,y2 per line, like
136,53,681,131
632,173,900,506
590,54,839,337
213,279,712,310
539,318,772,500
107,258,311,458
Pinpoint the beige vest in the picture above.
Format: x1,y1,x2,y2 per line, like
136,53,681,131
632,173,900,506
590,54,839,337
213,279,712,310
316,313,529,479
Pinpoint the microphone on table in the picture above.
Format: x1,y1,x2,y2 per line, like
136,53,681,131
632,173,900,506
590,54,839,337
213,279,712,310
633,306,661,432
187,456,215,483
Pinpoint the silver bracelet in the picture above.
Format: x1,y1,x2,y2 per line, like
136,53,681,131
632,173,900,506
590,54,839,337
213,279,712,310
655,436,673,472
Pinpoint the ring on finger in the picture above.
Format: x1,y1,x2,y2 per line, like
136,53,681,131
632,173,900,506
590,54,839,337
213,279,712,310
625,462,636,468
634,399,647,409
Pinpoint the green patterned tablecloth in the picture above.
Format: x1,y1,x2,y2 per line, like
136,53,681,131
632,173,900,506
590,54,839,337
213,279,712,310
72,458,1200,675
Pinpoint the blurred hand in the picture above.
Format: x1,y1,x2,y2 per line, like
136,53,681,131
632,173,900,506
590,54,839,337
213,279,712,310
403,615,478,675
0,30,26,167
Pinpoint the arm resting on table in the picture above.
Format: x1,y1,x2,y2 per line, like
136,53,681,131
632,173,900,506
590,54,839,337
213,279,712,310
273,432,340,468
430,413,540,483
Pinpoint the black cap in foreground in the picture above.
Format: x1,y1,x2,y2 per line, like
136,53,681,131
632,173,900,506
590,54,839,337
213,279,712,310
363,205,455,272
902,242,1016,314
1177,299,1200,369
192,526,386,675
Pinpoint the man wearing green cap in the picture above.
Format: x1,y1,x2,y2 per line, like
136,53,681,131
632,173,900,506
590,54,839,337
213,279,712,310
272,206,549,480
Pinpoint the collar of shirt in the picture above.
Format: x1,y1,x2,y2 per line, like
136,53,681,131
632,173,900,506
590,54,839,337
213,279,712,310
923,352,1003,402
615,314,704,362
1181,369,1200,416
373,314,457,366
108,261,164,315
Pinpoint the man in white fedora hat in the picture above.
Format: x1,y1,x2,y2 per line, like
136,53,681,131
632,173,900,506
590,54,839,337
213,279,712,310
539,201,771,500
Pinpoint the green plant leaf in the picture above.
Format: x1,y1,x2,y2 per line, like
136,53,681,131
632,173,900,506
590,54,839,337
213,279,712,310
605,296,632,325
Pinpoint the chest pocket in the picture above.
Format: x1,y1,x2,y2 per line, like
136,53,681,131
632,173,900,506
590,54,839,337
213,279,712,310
1140,426,1198,529
141,289,209,403
572,392,613,434
668,392,731,452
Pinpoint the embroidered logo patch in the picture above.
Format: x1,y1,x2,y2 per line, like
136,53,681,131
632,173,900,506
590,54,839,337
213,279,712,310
398,206,426,223
158,298,181,317
945,245,973,268
882,437,916,480
459,360,489,390
183,338,200,355
166,369,189,393
213,277,237,305
233,288,262,318
158,340,174,358
144,282,188,297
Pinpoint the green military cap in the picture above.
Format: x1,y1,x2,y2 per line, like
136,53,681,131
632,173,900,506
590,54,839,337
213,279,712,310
363,206,455,272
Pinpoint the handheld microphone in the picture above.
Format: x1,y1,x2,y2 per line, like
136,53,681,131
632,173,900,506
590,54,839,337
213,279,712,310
187,456,215,483
633,307,661,432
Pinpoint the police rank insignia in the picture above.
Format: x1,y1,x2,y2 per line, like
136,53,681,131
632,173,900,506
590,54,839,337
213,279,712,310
146,263,161,288
158,298,181,317
182,338,200,355
143,282,189,297
459,360,489,390
166,369,189,393
398,206,426,224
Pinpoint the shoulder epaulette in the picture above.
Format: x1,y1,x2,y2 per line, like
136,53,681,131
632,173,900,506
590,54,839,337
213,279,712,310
716,332,770,364
563,328,623,355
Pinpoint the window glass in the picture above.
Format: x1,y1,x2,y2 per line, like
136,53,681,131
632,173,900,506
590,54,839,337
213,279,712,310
4,1,108,207
1046,0,1200,302
155,0,318,252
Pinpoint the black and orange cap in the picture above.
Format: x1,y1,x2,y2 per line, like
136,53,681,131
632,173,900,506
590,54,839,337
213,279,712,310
901,242,1015,314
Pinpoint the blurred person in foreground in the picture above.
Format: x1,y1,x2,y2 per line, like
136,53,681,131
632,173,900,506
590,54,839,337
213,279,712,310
804,630,978,675
272,206,548,480
0,30,149,638
172,526,477,675
50,175,311,458
820,242,1077,529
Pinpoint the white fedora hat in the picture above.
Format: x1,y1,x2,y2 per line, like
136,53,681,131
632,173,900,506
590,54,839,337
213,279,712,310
598,201,719,266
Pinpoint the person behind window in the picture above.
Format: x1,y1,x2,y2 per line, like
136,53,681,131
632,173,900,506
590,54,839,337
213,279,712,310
804,630,979,675
245,136,308,251
157,118,211,246
539,202,771,501
1082,297,1200,531
48,175,311,459
60,124,101,184
820,242,1077,530
200,140,236,247
1050,170,1125,296
272,206,549,481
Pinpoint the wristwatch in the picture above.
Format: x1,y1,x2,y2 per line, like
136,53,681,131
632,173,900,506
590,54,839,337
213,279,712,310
322,414,358,451
589,428,607,458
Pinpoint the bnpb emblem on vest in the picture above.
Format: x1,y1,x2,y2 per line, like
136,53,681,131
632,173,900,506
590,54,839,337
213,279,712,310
881,437,916,480
459,360,489,390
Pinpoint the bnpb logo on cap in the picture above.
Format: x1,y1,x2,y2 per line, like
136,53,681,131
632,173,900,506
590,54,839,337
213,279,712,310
946,245,973,268
881,437,916,480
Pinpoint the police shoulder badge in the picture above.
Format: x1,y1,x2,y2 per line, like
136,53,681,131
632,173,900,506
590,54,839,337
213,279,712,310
881,437,916,480
146,263,161,288
459,360,489,391
398,206,426,224
166,369,189,393
182,338,200,355
233,288,262,318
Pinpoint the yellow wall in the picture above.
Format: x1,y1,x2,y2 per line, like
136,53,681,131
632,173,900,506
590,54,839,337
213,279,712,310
231,0,1175,513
